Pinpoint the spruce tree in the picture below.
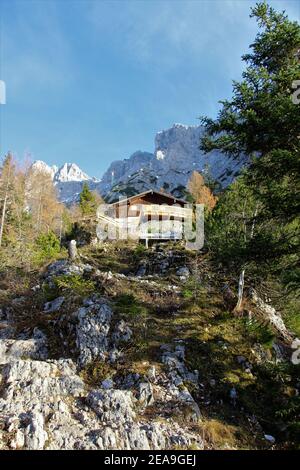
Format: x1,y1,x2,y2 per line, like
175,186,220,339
79,182,103,216
201,2,300,269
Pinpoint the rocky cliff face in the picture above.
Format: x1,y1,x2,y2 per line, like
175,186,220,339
98,124,243,202
31,124,244,204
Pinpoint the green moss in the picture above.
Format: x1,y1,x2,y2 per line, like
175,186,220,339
53,274,96,297
113,293,148,318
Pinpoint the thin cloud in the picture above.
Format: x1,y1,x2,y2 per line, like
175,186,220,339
86,0,298,75
87,1,254,70
1,0,74,96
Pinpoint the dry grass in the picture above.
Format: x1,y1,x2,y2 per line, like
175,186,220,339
200,419,240,449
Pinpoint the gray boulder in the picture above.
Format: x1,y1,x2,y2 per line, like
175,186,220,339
112,320,132,344
76,301,113,366
137,382,154,408
0,328,48,364
87,389,136,424
176,266,190,278
44,296,65,313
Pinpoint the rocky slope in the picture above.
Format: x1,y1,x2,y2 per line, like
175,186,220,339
31,123,244,204
0,243,298,450
0,256,204,450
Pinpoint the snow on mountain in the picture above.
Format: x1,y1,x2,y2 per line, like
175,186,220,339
31,123,244,204
54,163,90,183
31,160,58,180
30,161,97,204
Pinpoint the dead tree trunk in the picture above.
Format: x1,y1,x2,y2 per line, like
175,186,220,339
68,240,77,260
234,269,245,314
233,204,258,314
0,192,8,247
0,163,11,247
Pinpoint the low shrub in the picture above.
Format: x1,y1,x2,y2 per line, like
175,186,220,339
34,231,61,263
53,274,95,297
133,243,147,259
243,318,275,348
80,359,115,387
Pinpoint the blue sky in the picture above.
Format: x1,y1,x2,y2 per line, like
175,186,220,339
0,0,299,178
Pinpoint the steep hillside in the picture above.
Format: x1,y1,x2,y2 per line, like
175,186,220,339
0,242,298,450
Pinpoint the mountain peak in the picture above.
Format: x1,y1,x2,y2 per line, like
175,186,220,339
54,163,90,182
31,160,92,183
31,160,57,179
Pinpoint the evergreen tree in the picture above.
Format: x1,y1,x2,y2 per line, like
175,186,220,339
79,182,99,216
201,2,300,268
201,2,300,310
